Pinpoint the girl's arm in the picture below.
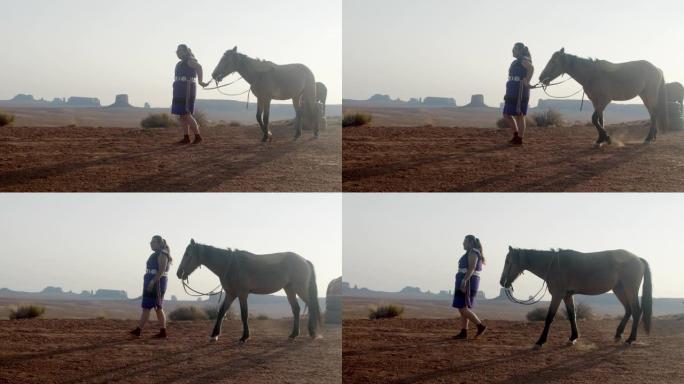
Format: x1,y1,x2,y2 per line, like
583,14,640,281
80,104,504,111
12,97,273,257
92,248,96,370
188,59,209,87
147,253,168,291
522,59,534,87
461,251,479,290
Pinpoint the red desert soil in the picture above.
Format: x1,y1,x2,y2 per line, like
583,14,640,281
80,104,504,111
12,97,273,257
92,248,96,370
0,122,341,192
343,317,684,384
343,123,684,191
0,319,341,384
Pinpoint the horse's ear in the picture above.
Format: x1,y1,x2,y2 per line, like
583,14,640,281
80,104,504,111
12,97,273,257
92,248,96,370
560,47,565,54
508,245,513,251
232,46,237,52
191,238,195,244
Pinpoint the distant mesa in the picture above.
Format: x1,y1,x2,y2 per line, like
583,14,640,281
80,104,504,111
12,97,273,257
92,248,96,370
464,94,489,108
11,94,36,102
108,94,134,108
93,289,128,300
67,96,101,108
144,102,151,109
422,97,457,107
368,94,394,103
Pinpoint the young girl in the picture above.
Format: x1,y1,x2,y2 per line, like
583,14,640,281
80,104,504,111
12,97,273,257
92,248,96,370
503,42,534,146
172,44,209,144
129,235,172,338
452,234,487,340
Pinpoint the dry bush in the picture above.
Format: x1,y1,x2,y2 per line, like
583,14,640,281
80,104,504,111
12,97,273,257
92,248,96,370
0,112,15,126
169,306,208,321
193,109,210,128
563,301,595,320
368,304,404,320
203,306,233,321
531,109,563,127
496,116,537,129
343,112,372,127
9,304,46,320
141,113,178,128
255,314,269,320
526,307,547,322
229,120,241,127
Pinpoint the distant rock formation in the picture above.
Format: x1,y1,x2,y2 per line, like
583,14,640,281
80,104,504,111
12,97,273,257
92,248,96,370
11,94,36,102
464,94,488,108
108,94,133,108
67,96,101,107
41,286,64,295
93,289,128,300
144,102,151,109
422,97,457,107
368,94,393,103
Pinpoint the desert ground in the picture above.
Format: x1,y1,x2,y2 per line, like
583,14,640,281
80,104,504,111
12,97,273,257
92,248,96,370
0,318,341,384
0,119,341,192
343,122,684,192
343,317,684,384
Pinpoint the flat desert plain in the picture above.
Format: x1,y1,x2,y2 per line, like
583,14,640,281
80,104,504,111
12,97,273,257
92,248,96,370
0,120,341,192
0,318,341,384
343,122,684,192
343,317,684,384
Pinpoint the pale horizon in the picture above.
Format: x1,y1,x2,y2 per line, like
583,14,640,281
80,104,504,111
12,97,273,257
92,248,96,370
0,194,342,300
343,0,684,107
344,194,684,300
2,0,342,107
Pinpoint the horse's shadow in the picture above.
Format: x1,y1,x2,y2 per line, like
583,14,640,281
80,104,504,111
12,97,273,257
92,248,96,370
0,338,130,366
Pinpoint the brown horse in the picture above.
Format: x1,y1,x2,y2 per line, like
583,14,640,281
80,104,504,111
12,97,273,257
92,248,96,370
500,247,652,349
539,48,668,145
211,46,319,142
176,239,322,342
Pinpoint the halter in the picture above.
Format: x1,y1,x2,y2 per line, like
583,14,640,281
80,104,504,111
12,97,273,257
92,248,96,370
503,251,559,305
180,244,224,300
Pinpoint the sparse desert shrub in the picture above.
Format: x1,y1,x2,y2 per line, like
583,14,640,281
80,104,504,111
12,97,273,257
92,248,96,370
368,304,404,320
496,116,537,129
9,304,46,320
342,112,372,127
563,301,595,320
0,112,15,126
229,120,241,127
169,306,209,321
531,109,563,127
255,314,269,320
526,307,548,322
193,109,210,128
141,113,178,128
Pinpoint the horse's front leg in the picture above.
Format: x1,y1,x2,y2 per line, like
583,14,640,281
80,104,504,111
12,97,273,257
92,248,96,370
210,292,235,342
238,294,250,343
263,99,273,142
592,109,611,147
563,294,579,345
534,295,562,349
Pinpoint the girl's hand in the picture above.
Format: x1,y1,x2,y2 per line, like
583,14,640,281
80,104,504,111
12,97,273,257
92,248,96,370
147,281,156,292
460,281,467,293
199,81,210,88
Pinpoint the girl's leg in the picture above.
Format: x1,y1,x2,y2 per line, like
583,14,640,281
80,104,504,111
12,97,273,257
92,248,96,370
155,308,167,329
458,308,469,329
516,115,527,138
138,308,151,329
179,115,190,135
505,114,519,135
188,114,200,135
460,308,482,325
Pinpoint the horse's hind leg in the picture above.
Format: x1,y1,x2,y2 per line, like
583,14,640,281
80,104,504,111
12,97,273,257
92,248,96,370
256,100,267,142
534,295,562,349
210,292,236,341
592,108,611,146
623,287,642,344
238,294,250,343
292,97,303,140
563,294,579,345
640,93,658,143
612,284,632,342
293,283,316,337
284,285,301,339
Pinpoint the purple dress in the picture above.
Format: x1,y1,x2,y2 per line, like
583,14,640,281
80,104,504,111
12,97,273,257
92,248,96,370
503,57,531,116
452,249,483,309
141,250,169,309
171,60,197,115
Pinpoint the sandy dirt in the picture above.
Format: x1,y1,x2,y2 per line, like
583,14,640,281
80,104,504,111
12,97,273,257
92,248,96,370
0,318,341,384
343,317,684,384
0,121,341,192
343,122,684,192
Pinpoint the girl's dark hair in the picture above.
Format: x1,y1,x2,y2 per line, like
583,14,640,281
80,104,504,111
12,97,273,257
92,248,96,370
514,42,531,60
465,234,486,264
177,44,196,62
152,235,172,263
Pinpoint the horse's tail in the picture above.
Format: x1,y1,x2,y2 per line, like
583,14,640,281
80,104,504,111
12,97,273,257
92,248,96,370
640,257,652,334
306,260,323,331
657,73,669,132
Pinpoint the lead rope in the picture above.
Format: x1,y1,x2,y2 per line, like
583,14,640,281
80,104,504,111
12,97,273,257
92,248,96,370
505,252,559,305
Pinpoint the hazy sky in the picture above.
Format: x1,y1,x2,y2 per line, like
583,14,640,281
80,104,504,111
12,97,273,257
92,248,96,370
0,194,341,300
344,0,684,106
1,0,341,107
344,193,684,299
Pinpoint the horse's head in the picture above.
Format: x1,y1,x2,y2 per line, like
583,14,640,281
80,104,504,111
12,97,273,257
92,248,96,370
212,46,239,82
539,47,566,85
500,246,525,288
177,239,202,280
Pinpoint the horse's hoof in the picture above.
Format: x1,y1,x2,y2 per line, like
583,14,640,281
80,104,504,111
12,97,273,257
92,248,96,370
532,344,543,350
567,339,577,346
210,336,219,342
614,336,622,343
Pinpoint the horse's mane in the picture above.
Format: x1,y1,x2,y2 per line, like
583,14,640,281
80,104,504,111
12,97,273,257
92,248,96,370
238,52,277,72
513,247,580,256
197,243,253,257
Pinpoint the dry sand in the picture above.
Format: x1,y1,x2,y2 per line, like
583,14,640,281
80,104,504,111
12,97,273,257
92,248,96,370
0,318,341,384
343,122,684,192
0,120,341,192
